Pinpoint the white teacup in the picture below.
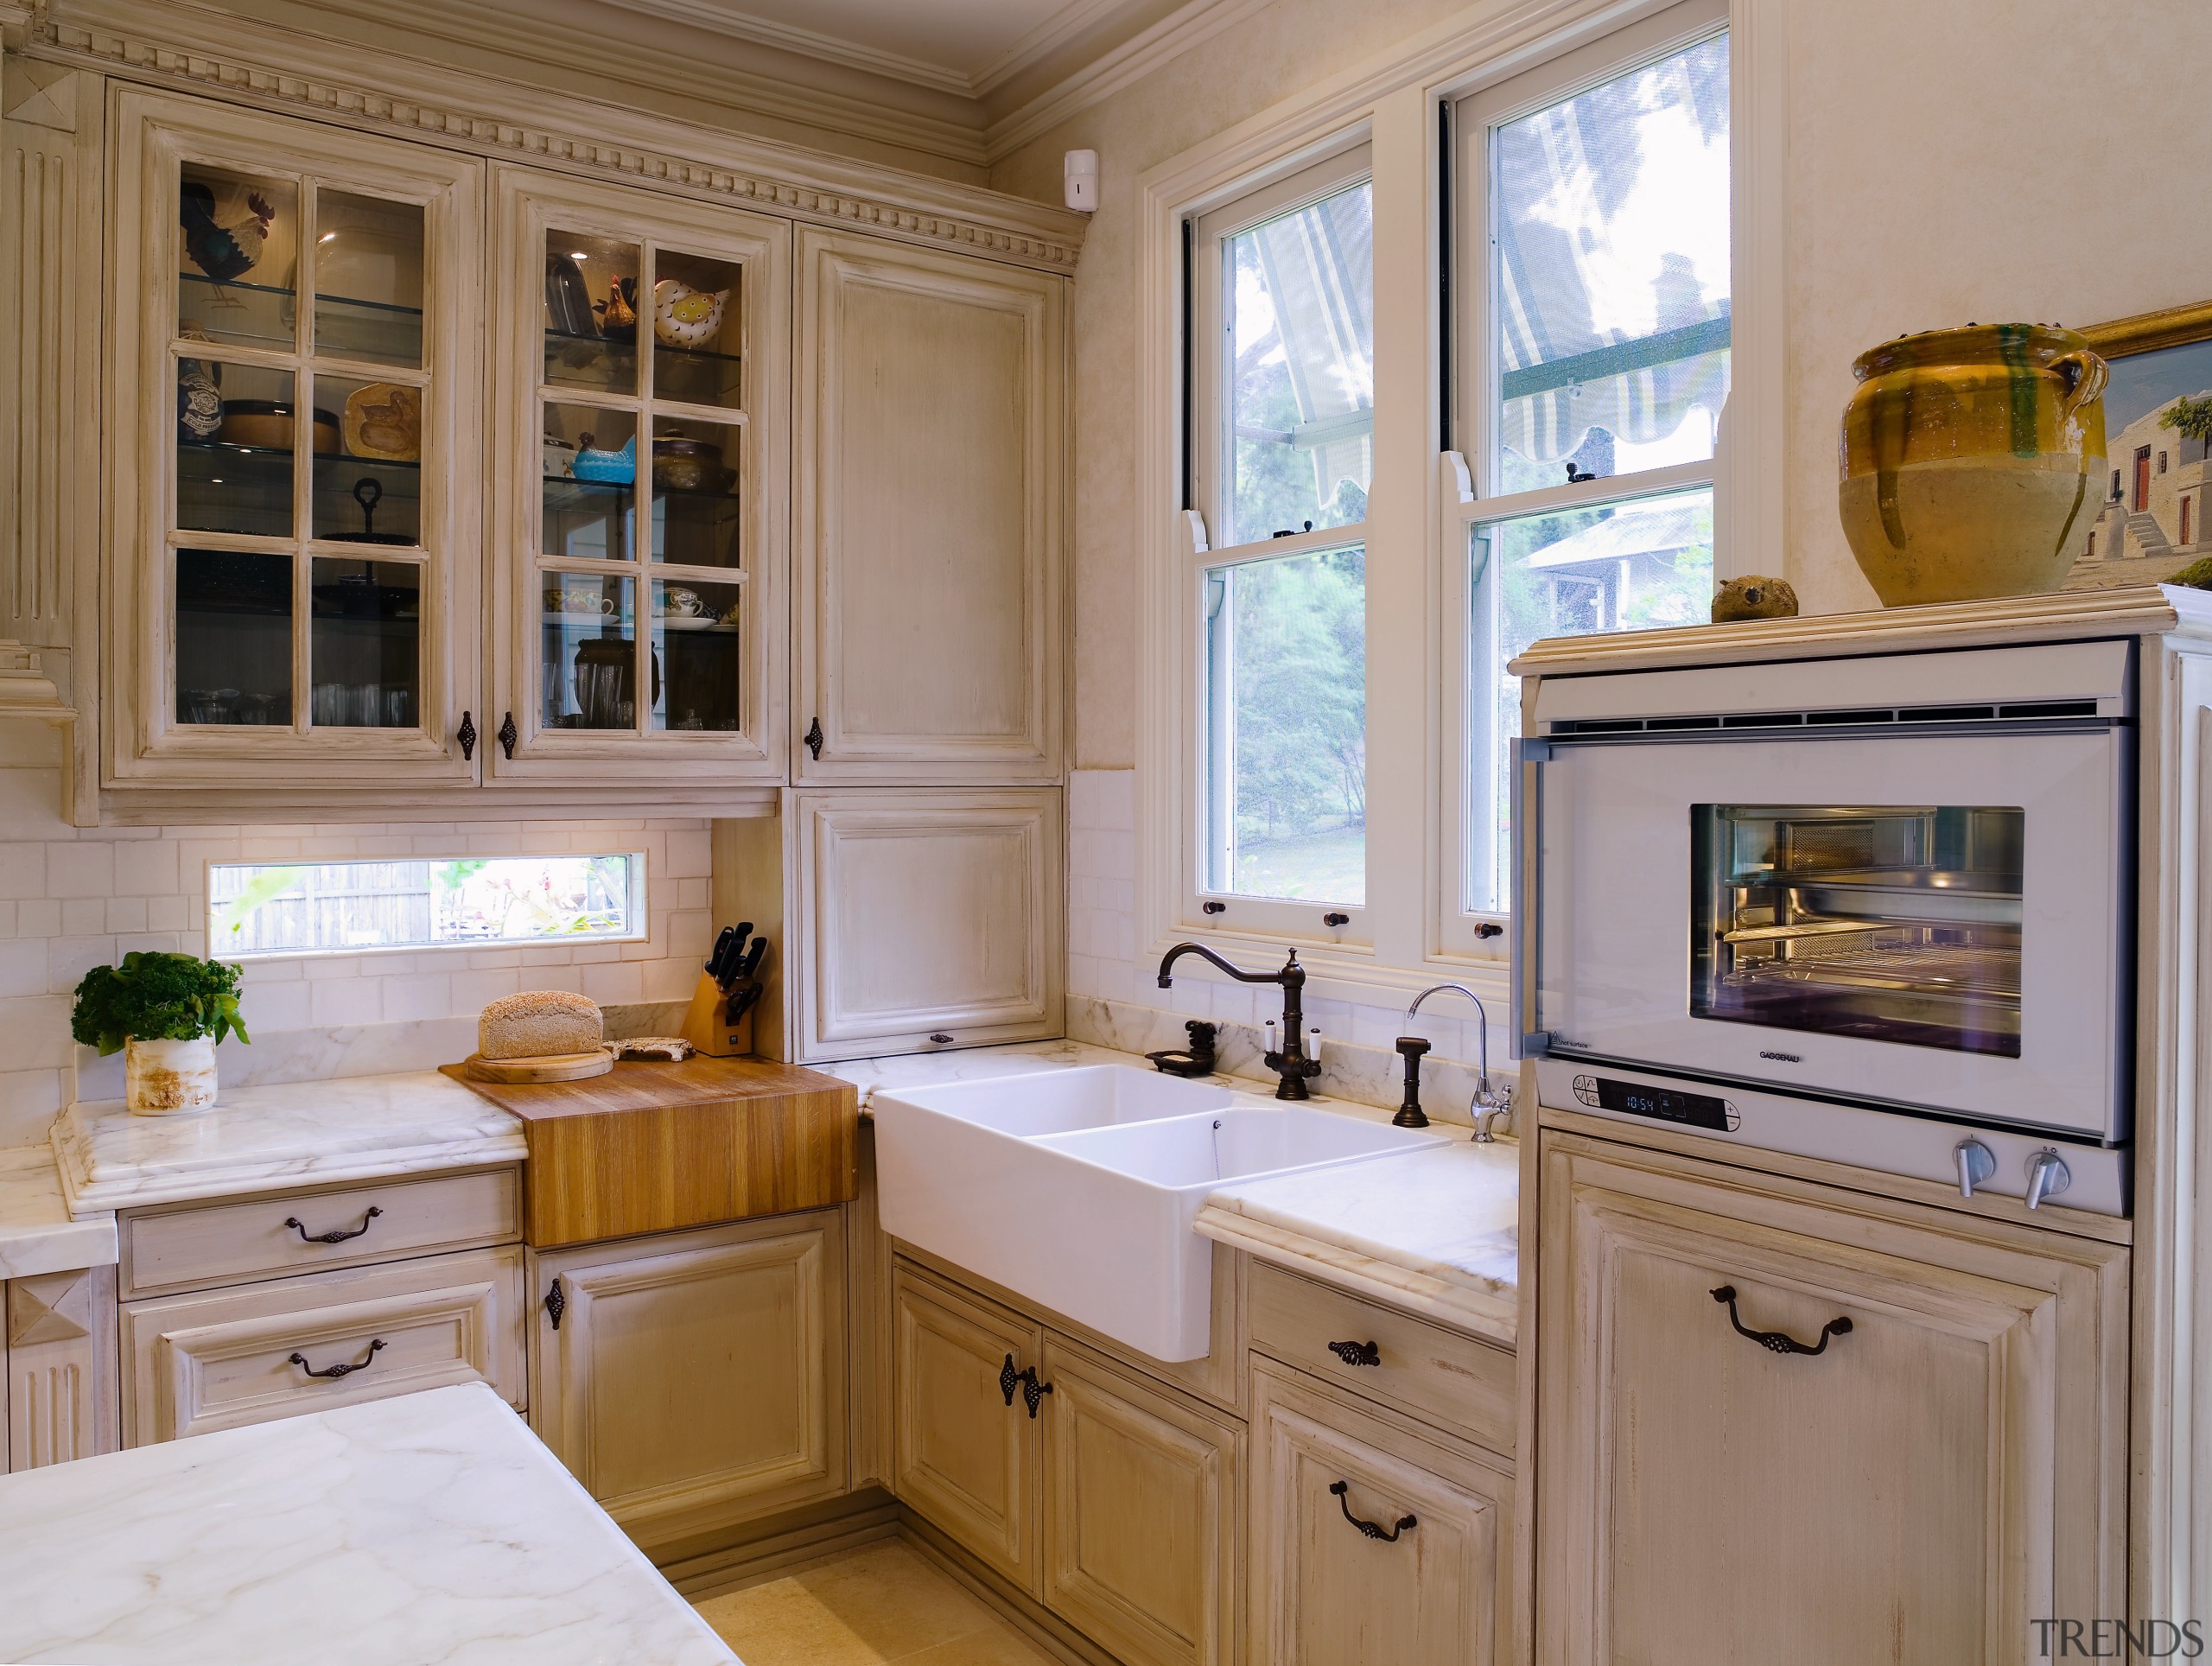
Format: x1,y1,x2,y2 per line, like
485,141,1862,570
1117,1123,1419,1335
546,588,615,616
659,587,706,618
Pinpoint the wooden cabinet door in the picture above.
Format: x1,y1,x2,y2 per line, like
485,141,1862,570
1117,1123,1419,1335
891,1263,1042,1592
1039,1339,1240,1666
106,88,484,794
486,164,791,792
791,788,1063,1060
528,1213,847,1559
1536,1134,2130,1665
794,229,1063,784
1249,1363,1511,1666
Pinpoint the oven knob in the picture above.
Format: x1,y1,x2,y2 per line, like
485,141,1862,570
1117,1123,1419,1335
2024,1148,2073,1211
1953,1138,1997,1199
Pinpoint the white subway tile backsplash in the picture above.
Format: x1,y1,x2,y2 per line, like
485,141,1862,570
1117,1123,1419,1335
0,766,715,1148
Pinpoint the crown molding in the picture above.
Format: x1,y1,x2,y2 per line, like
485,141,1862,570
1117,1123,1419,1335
592,0,979,97
980,0,1272,161
32,0,1087,268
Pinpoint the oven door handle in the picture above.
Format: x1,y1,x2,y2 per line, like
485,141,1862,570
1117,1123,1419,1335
1510,738,1552,1057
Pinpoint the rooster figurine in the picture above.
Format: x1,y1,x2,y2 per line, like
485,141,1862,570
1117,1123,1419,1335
180,182,275,283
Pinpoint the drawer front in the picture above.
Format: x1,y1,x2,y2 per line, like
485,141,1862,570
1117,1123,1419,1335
122,1168,521,1297
121,1245,524,1444
1246,1262,1514,1453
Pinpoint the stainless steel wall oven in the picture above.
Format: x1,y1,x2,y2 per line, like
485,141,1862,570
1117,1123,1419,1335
1514,639,2135,1212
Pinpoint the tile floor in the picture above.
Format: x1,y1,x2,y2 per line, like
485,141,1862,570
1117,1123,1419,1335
693,1538,1059,1666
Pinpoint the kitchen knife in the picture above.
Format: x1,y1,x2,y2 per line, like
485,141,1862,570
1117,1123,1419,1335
705,925,736,979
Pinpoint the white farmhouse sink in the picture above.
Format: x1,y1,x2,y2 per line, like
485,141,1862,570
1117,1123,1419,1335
874,1067,1444,1361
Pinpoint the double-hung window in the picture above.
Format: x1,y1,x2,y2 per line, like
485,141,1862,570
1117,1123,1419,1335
1186,147,1374,938
1447,2,1731,945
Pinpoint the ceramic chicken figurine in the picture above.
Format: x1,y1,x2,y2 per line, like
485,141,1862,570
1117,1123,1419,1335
180,182,276,283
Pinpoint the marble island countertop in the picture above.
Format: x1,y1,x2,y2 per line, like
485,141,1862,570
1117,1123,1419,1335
0,1143,117,1277
834,1036,1522,1345
0,1382,735,1666
54,1070,528,1218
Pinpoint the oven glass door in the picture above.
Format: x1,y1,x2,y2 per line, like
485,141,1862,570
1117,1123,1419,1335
1528,727,2127,1137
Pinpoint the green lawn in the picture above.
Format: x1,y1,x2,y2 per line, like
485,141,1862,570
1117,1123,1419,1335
1233,823,1365,902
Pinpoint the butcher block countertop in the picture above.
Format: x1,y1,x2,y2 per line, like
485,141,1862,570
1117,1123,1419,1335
442,1054,857,1248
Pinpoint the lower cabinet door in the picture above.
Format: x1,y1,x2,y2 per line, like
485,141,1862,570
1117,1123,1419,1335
891,1262,1042,1591
528,1213,848,1558
1249,1362,1512,1666
1536,1133,2130,1665
120,1245,524,1444
1039,1339,1240,1666
8,1265,120,1467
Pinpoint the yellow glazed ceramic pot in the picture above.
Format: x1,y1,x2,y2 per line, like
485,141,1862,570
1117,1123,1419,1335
1839,323,2107,605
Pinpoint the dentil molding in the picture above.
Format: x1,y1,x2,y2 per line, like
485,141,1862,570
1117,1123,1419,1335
24,0,1088,271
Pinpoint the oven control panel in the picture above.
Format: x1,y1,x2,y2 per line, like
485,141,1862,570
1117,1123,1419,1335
1573,1073,1740,1132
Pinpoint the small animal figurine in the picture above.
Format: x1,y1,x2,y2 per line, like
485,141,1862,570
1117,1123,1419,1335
180,182,275,283
653,278,730,349
1711,575,1800,622
594,277,639,344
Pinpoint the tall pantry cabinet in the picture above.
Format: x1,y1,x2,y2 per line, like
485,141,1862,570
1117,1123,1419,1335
726,229,1068,1065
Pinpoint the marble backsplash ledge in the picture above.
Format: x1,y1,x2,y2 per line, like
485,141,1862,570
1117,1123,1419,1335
1067,994,1513,1133
65,999,693,1109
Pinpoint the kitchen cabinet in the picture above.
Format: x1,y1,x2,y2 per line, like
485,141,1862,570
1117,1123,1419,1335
105,86,484,795
890,1261,1042,1589
793,229,1063,785
5,1265,119,1469
1535,1132,2129,1664
1039,1337,1241,1666
729,788,1064,1062
890,1262,1240,1666
120,1243,524,1443
1249,1360,1511,1666
528,1211,848,1561
485,165,791,790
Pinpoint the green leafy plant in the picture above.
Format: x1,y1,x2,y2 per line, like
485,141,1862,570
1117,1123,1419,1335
69,952,250,1056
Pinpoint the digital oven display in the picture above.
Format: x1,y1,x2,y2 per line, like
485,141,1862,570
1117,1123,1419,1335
1592,1077,1734,1131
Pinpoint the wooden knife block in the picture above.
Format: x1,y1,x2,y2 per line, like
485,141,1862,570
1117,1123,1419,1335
679,971,753,1058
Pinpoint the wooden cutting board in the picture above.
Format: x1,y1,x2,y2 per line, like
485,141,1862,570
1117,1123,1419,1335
441,1055,857,1249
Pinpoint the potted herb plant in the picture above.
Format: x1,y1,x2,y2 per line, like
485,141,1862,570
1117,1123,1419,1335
70,951,249,1116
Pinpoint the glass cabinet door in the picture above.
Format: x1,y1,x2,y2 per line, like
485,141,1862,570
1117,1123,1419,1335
488,166,789,785
110,90,481,790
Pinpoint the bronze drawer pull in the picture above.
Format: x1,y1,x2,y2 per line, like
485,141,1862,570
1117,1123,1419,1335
289,1338,385,1379
283,1205,382,1244
1330,1480,1415,1542
1326,1339,1381,1367
1711,1285,1853,1357
1001,1353,1020,1407
1018,1368,1053,1419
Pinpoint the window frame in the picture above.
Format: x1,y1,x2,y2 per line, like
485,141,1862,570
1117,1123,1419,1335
1183,143,1378,946
1131,0,1779,1016
1438,0,1731,958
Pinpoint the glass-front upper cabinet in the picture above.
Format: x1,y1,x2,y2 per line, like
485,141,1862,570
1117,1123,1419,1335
106,90,483,793
486,166,790,786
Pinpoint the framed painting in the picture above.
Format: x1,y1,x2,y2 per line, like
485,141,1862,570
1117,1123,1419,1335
2064,300,2212,589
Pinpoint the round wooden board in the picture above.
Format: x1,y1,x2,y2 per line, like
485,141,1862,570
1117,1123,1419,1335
462,1049,613,1084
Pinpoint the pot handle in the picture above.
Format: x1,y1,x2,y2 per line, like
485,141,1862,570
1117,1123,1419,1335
2050,349,2108,417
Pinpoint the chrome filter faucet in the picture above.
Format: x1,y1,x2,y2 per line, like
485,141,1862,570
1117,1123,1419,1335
1400,982,1513,1141
1157,943,1323,1100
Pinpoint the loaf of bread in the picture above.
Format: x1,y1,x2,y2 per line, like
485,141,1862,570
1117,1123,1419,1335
478,990,603,1060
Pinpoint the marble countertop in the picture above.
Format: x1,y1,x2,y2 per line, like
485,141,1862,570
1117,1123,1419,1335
838,1036,1522,1345
0,1145,117,1277
0,1382,734,1666
1197,1139,1520,1345
55,1071,528,1218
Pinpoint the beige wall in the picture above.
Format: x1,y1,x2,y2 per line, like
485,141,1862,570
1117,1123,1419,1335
998,0,2212,767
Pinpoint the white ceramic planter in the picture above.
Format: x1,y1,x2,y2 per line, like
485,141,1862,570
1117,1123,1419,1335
124,1035,218,1116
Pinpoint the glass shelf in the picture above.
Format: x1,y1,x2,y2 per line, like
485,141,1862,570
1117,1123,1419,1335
177,440,294,539
179,272,425,364
175,547,293,726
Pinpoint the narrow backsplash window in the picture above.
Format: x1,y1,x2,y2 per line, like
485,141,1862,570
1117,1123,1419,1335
207,854,645,957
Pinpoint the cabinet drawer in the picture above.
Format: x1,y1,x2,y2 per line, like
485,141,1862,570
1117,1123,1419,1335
121,1245,524,1444
121,1167,521,1297
1246,1262,1514,1453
